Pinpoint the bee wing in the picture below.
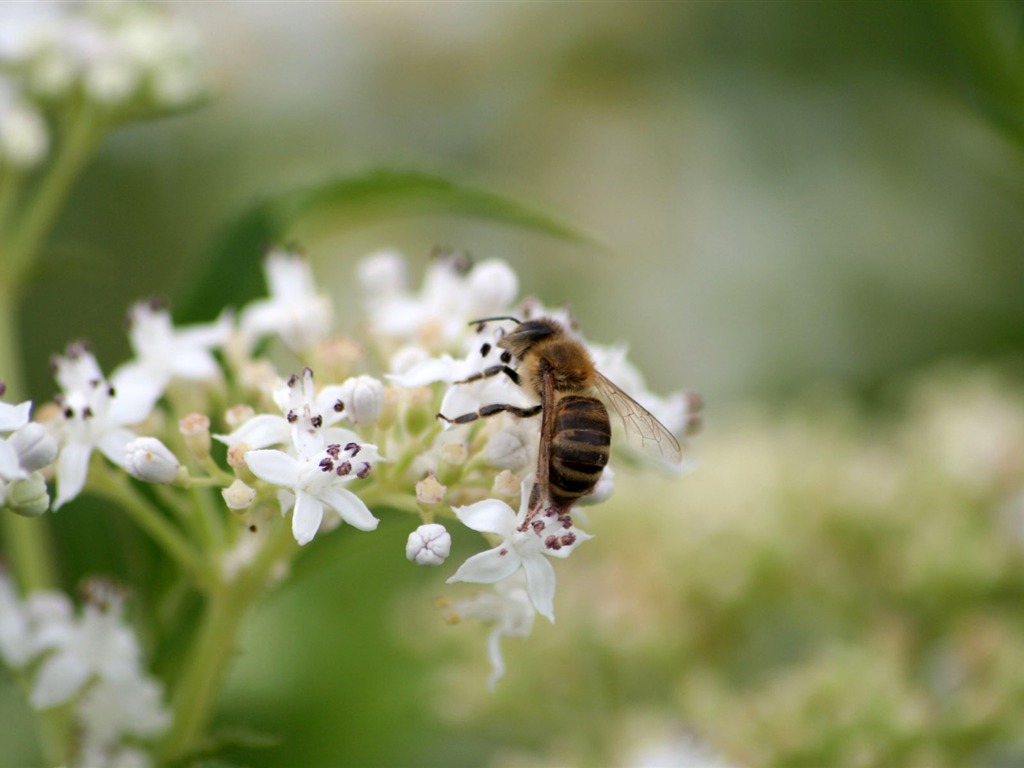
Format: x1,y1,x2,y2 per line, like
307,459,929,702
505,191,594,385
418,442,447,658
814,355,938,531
595,372,683,465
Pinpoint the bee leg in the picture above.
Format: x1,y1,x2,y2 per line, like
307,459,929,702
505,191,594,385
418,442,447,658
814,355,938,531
453,365,521,386
437,403,541,425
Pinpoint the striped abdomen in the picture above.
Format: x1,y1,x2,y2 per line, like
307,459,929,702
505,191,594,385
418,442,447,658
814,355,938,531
548,395,611,508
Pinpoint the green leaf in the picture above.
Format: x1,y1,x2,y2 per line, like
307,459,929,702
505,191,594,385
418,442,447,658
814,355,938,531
176,170,595,322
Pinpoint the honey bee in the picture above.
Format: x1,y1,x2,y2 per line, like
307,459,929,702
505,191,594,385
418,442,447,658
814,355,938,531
438,316,697,514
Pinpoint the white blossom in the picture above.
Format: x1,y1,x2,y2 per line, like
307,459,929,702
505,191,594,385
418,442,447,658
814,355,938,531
447,480,591,622
50,345,161,509
0,571,73,669
449,572,535,689
114,299,231,395
406,523,451,566
239,249,333,354
245,440,381,545
362,250,519,352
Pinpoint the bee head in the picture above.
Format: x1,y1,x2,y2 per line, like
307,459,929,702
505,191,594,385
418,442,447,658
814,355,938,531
497,318,561,358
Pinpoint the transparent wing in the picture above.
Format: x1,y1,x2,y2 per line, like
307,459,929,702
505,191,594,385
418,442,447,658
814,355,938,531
595,372,683,465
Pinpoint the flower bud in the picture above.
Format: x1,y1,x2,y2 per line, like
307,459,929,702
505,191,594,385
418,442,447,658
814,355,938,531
8,423,57,472
415,474,447,505
221,479,256,511
467,259,518,316
338,375,385,426
485,426,531,470
6,473,50,517
179,413,211,460
358,250,407,297
405,523,452,567
124,437,180,484
492,470,522,499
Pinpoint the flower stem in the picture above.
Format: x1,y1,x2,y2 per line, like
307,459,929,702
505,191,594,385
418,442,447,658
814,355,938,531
160,518,296,762
91,466,212,587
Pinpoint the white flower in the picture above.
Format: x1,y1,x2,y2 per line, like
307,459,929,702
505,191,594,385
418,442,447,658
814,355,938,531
446,481,591,622
75,667,170,758
0,86,48,168
449,572,535,689
336,375,385,426
123,437,180,484
406,523,451,566
245,440,381,545
215,367,349,456
31,593,142,709
0,572,73,668
50,345,161,509
357,248,407,297
113,299,230,394
239,249,333,354
363,250,519,352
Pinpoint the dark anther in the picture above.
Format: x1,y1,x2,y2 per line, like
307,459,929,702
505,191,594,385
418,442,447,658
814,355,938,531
326,443,341,459
249,524,258,533
337,461,352,476
480,342,492,357
82,406,94,419
531,519,545,535
333,399,344,412
286,411,298,423
345,442,360,456
287,373,300,387
357,463,371,479
500,350,512,364
319,457,334,472
311,414,323,428
108,385,116,398
64,406,75,419
545,535,561,551
499,548,509,556
561,532,577,547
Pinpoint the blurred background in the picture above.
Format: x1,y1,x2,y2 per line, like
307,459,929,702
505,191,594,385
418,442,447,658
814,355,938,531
10,2,1024,766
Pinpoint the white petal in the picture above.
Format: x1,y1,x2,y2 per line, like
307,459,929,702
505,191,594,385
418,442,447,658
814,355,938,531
485,626,506,690
0,400,31,431
214,414,290,450
96,428,136,467
447,547,521,585
107,373,162,426
521,554,557,622
453,498,515,536
31,652,91,708
54,441,93,509
244,450,300,487
169,347,221,381
387,355,457,387
319,487,379,531
291,490,324,545
0,440,26,481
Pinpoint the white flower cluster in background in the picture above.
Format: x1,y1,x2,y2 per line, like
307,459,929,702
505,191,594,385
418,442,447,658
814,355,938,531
0,574,170,767
0,245,697,691
0,0,204,169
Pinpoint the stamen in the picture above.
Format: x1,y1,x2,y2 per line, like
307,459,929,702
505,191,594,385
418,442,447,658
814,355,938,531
333,399,344,412
357,463,371,479
345,442,360,456
311,414,323,428
319,457,334,472
337,461,352,476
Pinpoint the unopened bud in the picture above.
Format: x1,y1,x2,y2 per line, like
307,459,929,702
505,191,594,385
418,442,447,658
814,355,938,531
221,479,256,511
179,413,211,459
124,437,180,484
492,470,521,499
227,443,250,471
405,523,451,567
440,442,468,467
6,472,50,517
415,474,447,505
8,423,57,472
224,405,256,430
338,375,385,426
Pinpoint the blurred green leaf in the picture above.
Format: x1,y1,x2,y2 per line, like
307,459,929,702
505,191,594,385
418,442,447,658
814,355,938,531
176,170,595,322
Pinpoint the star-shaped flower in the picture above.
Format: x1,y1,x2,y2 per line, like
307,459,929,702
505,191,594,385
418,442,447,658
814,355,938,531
50,344,161,509
446,481,591,622
245,440,381,545
113,298,231,395
239,249,333,354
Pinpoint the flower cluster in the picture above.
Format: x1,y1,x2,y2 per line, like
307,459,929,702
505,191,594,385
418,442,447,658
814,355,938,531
0,0,204,168
0,574,170,766
1,244,697,734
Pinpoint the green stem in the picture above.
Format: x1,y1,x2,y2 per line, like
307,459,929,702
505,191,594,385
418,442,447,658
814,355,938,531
5,106,103,285
90,466,212,586
160,518,296,762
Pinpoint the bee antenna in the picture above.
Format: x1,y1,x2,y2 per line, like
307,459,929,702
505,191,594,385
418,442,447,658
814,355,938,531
467,315,522,328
